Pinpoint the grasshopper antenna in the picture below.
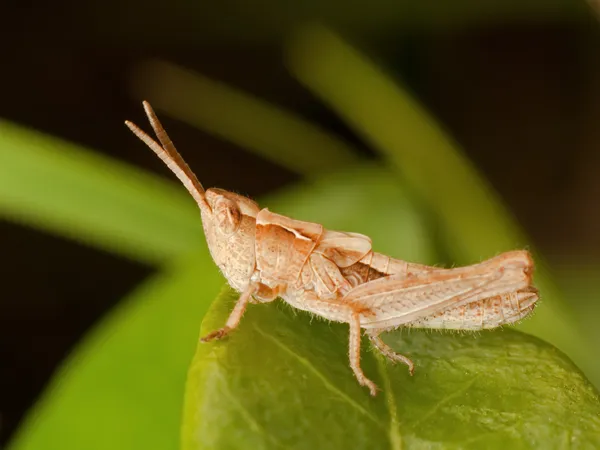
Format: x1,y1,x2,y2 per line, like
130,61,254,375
125,101,211,212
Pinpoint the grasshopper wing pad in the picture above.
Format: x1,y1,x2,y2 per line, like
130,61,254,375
315,230,372,268
255,208,323,285
309,252,354,295
345,262,532,329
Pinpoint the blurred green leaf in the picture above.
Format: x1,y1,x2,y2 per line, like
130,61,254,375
556,265,600,355
0,119,203,265
8,163,431,450
8,252,223,450
183,287,600,450
286,25,598,387
130,60,361,175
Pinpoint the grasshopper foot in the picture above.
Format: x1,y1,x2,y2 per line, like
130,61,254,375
200,326,232,342
362,377,380,397
350,364,380,396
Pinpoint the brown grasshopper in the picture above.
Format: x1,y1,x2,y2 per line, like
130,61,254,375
125,101,538,396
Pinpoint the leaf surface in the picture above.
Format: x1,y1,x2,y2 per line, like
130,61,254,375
183,287,600,450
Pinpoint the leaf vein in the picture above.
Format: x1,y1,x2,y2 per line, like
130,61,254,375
253,324,381,425
374,354,402,450
216,371,286,449
410,375,479,430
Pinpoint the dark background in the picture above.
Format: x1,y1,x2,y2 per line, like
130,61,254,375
1,0,600,444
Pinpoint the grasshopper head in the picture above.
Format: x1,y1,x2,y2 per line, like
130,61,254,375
201,188,259,291
125,102,259,292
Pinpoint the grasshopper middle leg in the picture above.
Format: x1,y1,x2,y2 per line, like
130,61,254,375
349,312,379,396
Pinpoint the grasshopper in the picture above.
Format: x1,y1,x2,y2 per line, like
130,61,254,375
125,101,538,396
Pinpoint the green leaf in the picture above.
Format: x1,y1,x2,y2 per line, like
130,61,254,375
0,119,203,264
8,164,431,450
129,60,361,175
285,25,599,388
183,287,600,450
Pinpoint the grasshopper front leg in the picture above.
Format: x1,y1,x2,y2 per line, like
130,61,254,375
200,282,282,342
200,283,259,342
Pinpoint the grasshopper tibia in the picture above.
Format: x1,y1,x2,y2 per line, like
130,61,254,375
367,332,415,375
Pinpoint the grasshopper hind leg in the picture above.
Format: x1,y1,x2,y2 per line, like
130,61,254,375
367,331,415,375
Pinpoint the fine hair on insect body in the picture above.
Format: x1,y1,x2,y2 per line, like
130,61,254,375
125,101,539,396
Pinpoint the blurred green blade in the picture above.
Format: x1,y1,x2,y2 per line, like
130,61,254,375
286,25,598,386
129,60,361,175
0,119,203,264
183,287,600,450
8,164,432,450
287,25,522,256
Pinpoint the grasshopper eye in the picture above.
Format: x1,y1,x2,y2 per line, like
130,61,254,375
214,197,241,235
